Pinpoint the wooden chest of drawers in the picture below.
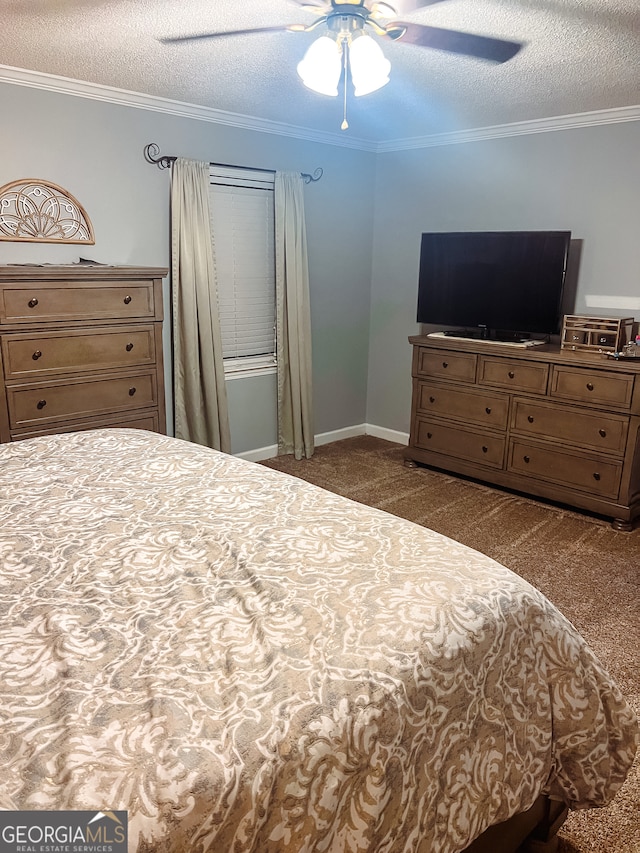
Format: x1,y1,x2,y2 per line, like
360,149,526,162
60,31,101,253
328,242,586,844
0,265,168,442
406,335,640,530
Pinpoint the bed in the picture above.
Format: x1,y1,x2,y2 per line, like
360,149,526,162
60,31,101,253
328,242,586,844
0,428,637,853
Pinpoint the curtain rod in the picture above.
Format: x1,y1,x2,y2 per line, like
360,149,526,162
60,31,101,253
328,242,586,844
143,143,323,184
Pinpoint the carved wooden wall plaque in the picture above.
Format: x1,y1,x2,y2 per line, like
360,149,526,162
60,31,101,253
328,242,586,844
0,179,95,243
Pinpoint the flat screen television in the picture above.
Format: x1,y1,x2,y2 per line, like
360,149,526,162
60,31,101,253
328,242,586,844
416,230,571,341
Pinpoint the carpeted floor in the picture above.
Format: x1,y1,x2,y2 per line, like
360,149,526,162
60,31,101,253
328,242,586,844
261,435,640,853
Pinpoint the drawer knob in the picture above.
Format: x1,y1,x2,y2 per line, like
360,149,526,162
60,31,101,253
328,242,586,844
599,428,607,438
485,407,492,415
32,350,42,361
126,342,134,352
586,382,594,391
124,295,132,305
129,387,137,396
426,432,432,439
36,399,47,410
28,297,39,308
523,455,530,463
527,415,534,423
508,371,515,379
442,361,448,368
482,445,488,453
593,472,601,481
429,395,435,404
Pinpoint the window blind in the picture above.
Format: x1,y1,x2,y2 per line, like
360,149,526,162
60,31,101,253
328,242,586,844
209,167,276,373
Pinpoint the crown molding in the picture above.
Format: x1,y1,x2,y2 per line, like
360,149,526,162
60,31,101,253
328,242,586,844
375,104,640,152
1,64,638,154
0,65,377,152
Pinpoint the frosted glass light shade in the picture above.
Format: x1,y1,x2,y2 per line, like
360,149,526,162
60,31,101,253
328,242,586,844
297,36,342,96
349,34,390,96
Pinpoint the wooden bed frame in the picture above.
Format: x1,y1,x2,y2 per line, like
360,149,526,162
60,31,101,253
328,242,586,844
466,796,568,853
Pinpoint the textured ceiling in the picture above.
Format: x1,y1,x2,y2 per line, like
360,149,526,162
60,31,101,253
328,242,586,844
2,0,639,144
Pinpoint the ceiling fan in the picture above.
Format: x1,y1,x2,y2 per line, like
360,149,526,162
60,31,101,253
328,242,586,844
160,0,522,128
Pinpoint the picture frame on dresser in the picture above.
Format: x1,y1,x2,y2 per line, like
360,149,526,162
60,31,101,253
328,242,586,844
0,265,168,444
405,334,640,531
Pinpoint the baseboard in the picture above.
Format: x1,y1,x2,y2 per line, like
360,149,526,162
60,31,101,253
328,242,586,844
234,423,408,462
316,424,368,446
236,443,279,463
365,424,410,445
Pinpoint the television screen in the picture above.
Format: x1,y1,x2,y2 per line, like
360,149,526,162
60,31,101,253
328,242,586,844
416,231,571,341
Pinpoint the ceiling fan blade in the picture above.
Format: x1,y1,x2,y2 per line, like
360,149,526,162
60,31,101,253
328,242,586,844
159,25,301,44
387,22,522,62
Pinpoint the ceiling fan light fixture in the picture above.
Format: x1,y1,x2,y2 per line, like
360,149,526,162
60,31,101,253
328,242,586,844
297,35,342,96
349,33,391,96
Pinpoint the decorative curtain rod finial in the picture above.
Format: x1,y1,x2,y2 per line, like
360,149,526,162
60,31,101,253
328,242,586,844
303,168,324,184
144,142,174,170
143,143,323,183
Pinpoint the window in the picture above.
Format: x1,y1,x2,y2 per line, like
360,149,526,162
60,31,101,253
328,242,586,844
209,166,276,378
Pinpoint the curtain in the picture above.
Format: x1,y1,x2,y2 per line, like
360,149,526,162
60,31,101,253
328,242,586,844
275,172,314,460
170,158,231,453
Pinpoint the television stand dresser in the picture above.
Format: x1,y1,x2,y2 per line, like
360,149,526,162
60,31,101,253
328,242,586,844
405,334,640,531
0,265,167,443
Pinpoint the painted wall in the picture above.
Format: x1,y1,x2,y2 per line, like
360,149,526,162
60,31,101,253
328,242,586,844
366,121,640,436
0,81,376,453
2,80,638,452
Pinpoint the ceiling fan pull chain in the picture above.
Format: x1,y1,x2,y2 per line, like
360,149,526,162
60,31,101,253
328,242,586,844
341,42,349,130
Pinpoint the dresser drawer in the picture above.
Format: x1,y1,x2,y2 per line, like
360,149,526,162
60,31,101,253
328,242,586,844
10,411,161,440
415,348,477,382
511,398,629,454
551,365,635,410
0,281,156,325
416,380,509,429
414,416,505,468
1,326,156,379
508,439,622,499
478,356,549,394
7,370,158,429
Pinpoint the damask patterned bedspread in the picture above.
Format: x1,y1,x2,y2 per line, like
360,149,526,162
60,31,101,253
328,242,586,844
0,429,637,853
